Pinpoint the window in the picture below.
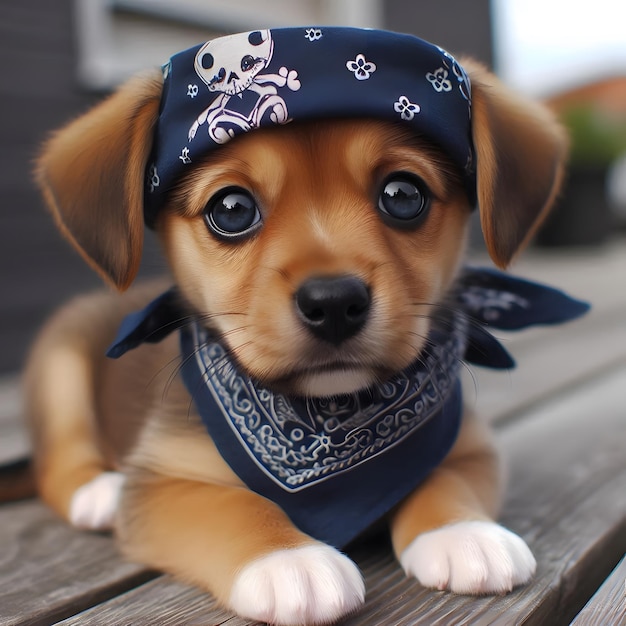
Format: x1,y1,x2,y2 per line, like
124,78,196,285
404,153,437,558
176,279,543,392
75,0,382,89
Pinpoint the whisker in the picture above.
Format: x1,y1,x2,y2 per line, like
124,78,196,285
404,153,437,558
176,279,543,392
183,339,256,418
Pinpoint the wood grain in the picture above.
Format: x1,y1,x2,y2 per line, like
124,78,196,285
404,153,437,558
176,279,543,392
0,500,155,626
54,575,255,626
463,240,626,425
570,556,626,626
53,365,626,625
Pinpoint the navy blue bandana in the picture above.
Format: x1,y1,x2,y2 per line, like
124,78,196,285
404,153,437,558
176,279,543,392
144,27,475,225
108,268,588,547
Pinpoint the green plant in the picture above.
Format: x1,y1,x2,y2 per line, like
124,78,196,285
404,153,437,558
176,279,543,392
562,105,626,166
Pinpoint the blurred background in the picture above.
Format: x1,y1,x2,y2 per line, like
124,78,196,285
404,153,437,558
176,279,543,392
0,0,625,375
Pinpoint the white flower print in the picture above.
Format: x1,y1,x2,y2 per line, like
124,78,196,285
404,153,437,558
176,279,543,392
460,287,529,322
426,67,452,92
436,47,472,103
187,84,199,98
394,96,420,121
305,28,322,42
346,53,377,80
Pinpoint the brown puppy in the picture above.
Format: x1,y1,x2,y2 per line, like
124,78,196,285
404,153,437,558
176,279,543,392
27,32,566,626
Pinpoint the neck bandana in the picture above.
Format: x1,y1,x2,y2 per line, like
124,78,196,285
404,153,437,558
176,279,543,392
108,268,589,548
145,27,475,225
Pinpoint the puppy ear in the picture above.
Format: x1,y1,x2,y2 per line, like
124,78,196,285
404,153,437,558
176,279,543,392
465,60,568,267
36,71,162,290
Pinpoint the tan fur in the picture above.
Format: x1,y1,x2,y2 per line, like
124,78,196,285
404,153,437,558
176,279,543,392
159,121,469,392
463,59,568,267
35,71,162,289
390,412,502,555
27,59,567,617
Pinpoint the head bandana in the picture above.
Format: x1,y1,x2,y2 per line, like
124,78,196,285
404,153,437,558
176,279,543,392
144,27,475,226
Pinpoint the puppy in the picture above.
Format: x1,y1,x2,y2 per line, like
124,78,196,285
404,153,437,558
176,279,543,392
26,27,571,625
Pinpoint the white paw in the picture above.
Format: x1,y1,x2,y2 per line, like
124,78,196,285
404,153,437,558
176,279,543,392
401,520,536,595
69,472,125,531
230,543,365,625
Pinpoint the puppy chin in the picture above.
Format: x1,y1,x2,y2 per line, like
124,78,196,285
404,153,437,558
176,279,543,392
296,368,377,397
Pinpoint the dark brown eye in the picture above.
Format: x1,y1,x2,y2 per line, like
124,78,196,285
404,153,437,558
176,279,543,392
378,173,430,228
204,188,261,241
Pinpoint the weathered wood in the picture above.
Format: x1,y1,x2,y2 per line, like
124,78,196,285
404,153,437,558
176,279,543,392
53,365,626,625
0,500,155,626
54,575,255,626
462,304,626,425
570,556,626,626
463,240,626,424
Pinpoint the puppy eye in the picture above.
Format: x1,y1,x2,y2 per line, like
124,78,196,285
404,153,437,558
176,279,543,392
204,188,262,240
377,173,430,228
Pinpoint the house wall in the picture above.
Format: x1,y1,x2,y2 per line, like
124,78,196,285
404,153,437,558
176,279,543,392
0,1,104,373
384,0,493,65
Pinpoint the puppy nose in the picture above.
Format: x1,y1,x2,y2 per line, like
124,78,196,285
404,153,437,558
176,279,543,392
295,276,371,346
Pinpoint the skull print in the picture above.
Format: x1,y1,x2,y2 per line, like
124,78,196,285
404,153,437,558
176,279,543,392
188,30,301,144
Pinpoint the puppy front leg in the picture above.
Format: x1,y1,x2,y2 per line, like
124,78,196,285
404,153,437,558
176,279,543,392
390,413,536,595
117,471,364,625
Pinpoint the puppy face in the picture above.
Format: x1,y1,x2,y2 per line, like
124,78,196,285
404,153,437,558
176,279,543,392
36,59,567,385
158,120,470,396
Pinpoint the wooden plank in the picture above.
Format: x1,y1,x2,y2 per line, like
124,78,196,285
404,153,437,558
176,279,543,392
570,556,626,626
55,576,255,626
462,304,626,424
55,365,626,625
463,239,626,424
0,500,155,626
509,239,626,316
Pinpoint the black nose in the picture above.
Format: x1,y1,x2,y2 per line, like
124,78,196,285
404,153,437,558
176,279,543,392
295,276,371,346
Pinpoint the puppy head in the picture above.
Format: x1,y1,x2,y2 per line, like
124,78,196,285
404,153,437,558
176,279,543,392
36,30,567,395
160,119,469,395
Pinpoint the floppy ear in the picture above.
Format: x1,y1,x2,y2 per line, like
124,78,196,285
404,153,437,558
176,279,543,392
465,60,568,267
36,71,162,290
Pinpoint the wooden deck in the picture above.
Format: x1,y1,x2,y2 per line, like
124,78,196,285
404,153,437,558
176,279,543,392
1,241,625,626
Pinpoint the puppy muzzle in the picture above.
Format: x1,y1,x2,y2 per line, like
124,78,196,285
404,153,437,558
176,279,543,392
295,275,371,346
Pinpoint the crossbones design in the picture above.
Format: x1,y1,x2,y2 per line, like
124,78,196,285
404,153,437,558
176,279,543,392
188,30,301,144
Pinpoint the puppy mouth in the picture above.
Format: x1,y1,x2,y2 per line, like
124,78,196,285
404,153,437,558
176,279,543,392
272,361,392,397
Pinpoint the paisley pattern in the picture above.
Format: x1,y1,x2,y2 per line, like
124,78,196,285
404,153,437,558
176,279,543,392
189,314,467,492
